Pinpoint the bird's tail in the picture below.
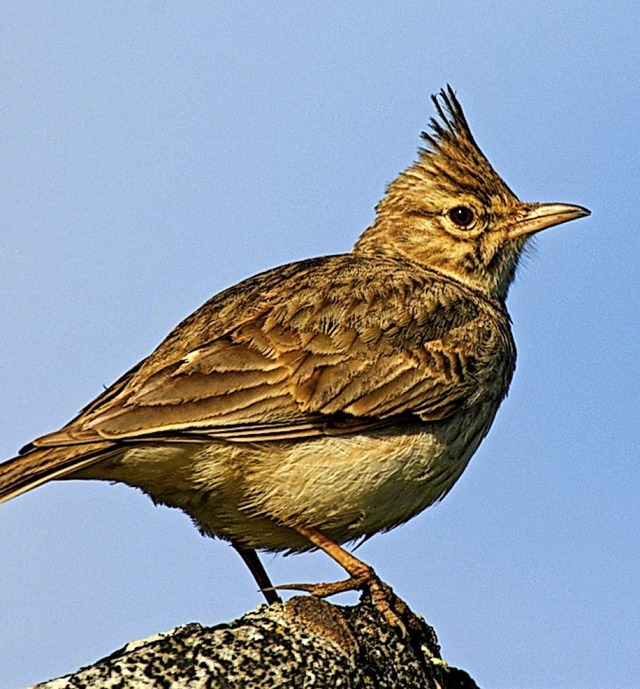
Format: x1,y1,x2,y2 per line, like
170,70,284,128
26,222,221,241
0,441,114,503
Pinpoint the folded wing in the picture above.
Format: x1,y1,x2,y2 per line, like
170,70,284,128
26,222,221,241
32,256,508,447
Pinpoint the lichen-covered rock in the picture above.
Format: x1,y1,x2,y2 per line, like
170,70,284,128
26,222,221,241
32,598,479,689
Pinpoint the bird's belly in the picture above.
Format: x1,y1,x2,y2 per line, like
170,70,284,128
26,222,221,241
83,417,489,553
239,428,457,548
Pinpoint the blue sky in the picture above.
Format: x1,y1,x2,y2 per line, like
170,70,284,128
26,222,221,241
0,3,637,688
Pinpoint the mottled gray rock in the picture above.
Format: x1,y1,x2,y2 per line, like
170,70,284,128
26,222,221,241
32,597,479,689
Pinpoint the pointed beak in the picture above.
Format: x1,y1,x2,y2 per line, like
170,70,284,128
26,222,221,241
509,202,591,239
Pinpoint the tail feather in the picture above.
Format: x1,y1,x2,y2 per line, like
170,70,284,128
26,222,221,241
0,442,114,503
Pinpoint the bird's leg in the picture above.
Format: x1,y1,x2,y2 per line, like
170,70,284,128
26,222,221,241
231,541,282,605
274,522,408,633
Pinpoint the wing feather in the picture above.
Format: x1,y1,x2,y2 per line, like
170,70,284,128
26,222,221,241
32,255,514,447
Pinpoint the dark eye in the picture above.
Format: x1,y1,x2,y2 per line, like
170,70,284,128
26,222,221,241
448,205,475,227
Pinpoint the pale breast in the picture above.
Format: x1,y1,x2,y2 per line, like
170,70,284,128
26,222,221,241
151,412,492,551
74,399,495,554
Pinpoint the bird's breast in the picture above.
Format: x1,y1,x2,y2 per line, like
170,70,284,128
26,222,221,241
79,402,496,553
118,409,491,552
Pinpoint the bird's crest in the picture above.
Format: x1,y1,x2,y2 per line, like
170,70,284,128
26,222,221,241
416,85,514,200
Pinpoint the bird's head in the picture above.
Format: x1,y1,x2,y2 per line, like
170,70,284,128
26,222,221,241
354,86,590,300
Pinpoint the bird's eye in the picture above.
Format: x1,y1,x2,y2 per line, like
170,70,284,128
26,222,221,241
448,205,475,228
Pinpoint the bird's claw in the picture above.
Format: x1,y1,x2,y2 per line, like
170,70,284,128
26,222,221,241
271,571,411,635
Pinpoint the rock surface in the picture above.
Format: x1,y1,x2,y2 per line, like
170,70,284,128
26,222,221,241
32,597,480,689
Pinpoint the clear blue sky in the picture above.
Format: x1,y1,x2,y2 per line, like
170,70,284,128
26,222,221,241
0,3,637,688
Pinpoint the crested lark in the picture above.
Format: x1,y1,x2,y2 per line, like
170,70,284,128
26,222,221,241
0,87,589,628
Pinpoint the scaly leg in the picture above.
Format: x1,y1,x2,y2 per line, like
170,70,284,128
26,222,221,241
274,522,407,632
231,541,282,605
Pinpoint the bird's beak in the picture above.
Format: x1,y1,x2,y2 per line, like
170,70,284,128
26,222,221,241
509,202,591,239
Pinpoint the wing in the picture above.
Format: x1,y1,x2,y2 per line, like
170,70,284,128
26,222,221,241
32,255,514,447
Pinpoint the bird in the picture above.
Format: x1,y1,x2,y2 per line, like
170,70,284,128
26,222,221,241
0,86,589,629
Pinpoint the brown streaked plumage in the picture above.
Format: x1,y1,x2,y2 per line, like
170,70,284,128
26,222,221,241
0,86,589,629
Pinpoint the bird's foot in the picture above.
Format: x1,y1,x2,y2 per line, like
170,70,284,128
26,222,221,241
273,565,410,635
266,522,427,635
